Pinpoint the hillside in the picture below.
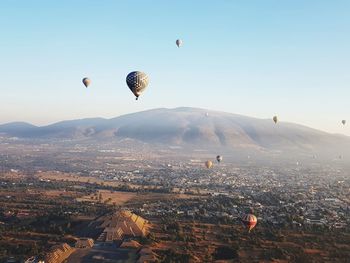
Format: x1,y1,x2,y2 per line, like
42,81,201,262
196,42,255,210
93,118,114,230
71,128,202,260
0,107,349,154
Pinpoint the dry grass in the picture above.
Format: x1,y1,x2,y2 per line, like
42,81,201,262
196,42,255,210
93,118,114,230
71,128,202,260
77,189,199,206
36,171,114,185
77,190,137,205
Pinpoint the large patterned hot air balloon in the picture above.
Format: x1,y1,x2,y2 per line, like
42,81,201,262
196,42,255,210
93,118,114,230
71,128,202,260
273,116,278,124
216,155,223,163
176,39,182,48
126,71,149,100
240,213,257,232
82,77,91,88
205,160,213,169
342,120,346,125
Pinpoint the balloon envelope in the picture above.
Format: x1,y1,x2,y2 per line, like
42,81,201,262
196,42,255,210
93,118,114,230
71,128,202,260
216,155,223,163
126,71,149,100
205,160,213,169
240,214,257,232
273,116,278,124
342,120,346,125
176,39,182,47
82,78,91,88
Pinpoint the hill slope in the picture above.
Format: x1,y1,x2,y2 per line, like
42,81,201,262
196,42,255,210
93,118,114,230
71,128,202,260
0,107,349,154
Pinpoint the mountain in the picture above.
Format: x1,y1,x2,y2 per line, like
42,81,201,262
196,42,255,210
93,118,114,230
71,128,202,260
0,107,349,154
0,122,38,137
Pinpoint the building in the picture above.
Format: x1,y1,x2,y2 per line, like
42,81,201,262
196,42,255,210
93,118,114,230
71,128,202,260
75,238,94,248
44,243,75,263
96,210,150,242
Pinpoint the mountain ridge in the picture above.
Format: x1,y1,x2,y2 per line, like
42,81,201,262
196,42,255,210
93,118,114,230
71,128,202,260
0,107,349,154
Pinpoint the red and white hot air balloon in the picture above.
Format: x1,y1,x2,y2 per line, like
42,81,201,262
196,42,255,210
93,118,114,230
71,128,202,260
240,213,257,232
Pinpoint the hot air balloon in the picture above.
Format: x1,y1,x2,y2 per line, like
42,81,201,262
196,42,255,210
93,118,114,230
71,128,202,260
205,112,209,117
176,39,182,48
273,116,278,124
342,120,346,125
205,160,213,169
82,78,91,88
240,213,257,232
126,71,149,100
216,155,223,163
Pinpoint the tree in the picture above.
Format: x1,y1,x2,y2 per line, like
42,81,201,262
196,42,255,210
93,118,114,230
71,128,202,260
212,245,239,260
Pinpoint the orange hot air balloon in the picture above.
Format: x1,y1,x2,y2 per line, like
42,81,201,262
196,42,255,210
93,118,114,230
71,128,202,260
205,160,213,169
240,213,257,232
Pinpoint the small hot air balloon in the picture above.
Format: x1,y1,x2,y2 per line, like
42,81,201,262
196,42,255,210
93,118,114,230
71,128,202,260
176,39,182,48
342,120,346,125
205,112,209,117
205,160,213,169
216,155,223,163
126,71,149,100
82,77,91,88
273,116,278,124
240,213,257,232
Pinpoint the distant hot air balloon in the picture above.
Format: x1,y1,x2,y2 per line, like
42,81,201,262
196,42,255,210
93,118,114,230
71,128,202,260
205,160,213,169
82,77,91,88
342,120,346,125
240,213,257,232
216,155,223,163
176,39,182,48
205,112,209,117
126,71,149,100
273,116,278,124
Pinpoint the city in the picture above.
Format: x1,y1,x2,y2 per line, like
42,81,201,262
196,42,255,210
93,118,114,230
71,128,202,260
0,136,349,262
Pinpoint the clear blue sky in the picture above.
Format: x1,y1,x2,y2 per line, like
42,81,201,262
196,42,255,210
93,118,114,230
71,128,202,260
1,0,349,135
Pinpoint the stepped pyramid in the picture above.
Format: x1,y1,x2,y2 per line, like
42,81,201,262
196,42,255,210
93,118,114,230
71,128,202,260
97,210,150,242
44,243,75,263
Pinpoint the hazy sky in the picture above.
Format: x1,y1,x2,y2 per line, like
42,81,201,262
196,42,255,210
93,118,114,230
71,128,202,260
1,1,349,135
